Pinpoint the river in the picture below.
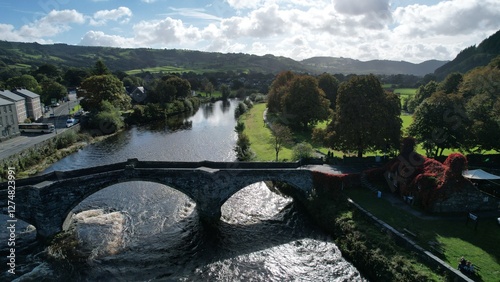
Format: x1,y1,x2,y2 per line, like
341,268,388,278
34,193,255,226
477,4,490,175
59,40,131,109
1,100,365,281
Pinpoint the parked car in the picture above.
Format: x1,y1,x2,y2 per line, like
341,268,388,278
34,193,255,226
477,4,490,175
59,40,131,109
66,118,75,127
51,102,60,107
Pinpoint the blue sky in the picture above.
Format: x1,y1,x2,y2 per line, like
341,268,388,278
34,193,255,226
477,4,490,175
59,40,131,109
0,0,499,63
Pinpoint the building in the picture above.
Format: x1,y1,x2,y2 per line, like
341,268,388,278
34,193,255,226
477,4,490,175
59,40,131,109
129,86,147,103
13,88,43,120
0,97,19,139
0,90,27,123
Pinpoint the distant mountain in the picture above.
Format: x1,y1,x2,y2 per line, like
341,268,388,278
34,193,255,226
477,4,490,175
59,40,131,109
301,57,447,76
0,40,446,77
434,29,500,79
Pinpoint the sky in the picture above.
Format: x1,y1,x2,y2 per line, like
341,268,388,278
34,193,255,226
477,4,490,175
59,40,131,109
0,0,499,63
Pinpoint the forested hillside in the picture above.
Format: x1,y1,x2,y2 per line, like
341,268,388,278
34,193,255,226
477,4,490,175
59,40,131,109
434,29,500,79
0,40,445,77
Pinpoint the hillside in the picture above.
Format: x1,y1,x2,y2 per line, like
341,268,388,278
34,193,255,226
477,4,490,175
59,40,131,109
434,29,500,79
301,57,446,76
0,40,445,76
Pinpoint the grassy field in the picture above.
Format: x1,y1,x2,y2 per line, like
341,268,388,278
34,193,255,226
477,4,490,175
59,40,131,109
126,66,192,75
346,187,500,282
239,103,332,161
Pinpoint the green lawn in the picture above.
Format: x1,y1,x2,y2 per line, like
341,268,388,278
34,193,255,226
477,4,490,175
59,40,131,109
126,66,191,75
345,187,500,282
239,103,331,161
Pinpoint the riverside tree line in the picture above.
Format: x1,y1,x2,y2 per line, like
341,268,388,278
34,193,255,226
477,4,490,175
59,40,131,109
238,55,500,161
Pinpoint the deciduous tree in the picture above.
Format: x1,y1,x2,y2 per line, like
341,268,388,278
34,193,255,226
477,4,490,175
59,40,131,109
317,73,339,109
326,74,402,157
80,75,131,111
282,75,331,129
408,91,469,156
269,123,292,161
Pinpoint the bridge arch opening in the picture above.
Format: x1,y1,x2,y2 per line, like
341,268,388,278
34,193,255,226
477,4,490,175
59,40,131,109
55,180,198,259
220,181,302,224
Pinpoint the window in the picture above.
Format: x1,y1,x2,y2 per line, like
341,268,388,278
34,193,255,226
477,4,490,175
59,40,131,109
8,105,12,112
0,116,3,127
10,115,14,124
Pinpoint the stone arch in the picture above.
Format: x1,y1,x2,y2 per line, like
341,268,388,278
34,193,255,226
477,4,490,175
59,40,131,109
33,170,201,239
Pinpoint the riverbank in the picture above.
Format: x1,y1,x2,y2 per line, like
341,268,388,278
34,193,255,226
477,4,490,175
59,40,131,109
0,128,120,180
239,104,481,281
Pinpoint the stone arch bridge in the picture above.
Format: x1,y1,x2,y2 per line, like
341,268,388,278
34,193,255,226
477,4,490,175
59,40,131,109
0,159,321,239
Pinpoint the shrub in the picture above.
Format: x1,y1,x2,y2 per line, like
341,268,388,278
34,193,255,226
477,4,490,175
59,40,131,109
292,142,314,161
234,102,248,118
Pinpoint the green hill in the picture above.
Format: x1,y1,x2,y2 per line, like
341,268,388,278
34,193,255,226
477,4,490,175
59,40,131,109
434,29,500,79
0,40,445,76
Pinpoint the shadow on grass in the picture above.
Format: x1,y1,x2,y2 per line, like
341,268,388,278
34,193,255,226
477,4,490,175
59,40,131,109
345,186,500,282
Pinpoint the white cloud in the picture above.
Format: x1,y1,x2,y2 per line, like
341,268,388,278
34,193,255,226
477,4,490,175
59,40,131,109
394,0,500,37
133,17,202,46
91,7,132,26
80,30,134,47
17,9,85,39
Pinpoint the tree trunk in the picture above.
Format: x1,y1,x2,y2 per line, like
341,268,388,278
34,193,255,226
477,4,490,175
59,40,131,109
357,149,363,158
275,151,279,162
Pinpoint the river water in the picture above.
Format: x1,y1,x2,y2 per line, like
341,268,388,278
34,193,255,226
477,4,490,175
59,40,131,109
2,100,365,281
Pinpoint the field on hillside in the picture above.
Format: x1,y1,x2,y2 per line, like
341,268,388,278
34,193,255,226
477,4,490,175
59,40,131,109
394,88,417,106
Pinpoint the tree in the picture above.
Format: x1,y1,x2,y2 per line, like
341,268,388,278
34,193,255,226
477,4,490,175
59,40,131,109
91,60,111,76
220,84,231,100
63,68,89,87
408,91,469,156
41,80,67,104
459,59,500,152
292,142,314,161
269,123,293,161
33,64,60,81
438,72,463,94
163,76,191,98
204,81,214,97
282,75,331,129
267,71,295,113
326,74,402,157
80,75,131,111
6,74,40,92
317,73,339,109
235,133,254,161
93,100,124,135
407,80,438,113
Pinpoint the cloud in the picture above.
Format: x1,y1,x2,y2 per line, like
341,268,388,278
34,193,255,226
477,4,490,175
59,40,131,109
91,7,132,26
394,0,500,37
133,17,202,46
220,4,286,38
167,7,222,21
80,30,134,47
17,9,85,39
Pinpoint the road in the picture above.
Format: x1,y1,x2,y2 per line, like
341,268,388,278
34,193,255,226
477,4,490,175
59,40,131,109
0,94,80,161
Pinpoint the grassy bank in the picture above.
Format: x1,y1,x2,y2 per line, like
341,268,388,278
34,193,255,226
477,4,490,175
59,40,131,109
345,187,500,282
239,103,330,161
303,186,447,281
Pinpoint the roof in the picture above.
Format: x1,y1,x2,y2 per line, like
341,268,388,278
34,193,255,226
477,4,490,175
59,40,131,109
0,97,14,106
13,88,40,99
0,90,24,102
463,169,500,180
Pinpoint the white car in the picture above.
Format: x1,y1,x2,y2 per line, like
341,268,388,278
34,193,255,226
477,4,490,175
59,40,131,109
66,118,75,127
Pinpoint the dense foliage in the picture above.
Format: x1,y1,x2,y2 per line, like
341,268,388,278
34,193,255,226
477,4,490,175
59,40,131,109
267,71,331,130
324,74,402,157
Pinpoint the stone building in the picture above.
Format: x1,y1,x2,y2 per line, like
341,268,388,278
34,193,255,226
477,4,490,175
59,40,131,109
0,90,27,123
0,97,19,139
13,88,43,120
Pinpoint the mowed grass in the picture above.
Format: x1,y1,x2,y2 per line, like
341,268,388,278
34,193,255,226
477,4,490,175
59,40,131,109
346,187,500,282
239,103,332,161
126,66,191,75
239,103,293,161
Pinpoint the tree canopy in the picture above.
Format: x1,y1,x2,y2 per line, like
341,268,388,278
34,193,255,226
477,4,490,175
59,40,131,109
325,74,401,157
267,71,331,129
80,74,131,111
